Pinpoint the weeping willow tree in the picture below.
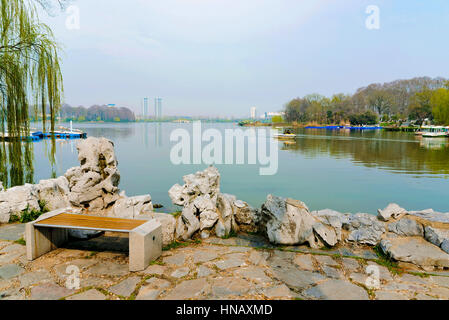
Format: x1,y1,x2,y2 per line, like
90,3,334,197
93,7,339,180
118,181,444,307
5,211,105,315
0,0,63,187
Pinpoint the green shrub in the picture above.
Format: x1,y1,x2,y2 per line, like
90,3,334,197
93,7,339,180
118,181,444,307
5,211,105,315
9,200,49,224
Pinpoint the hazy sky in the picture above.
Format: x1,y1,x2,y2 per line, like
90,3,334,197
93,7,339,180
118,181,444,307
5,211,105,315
39,0,449,117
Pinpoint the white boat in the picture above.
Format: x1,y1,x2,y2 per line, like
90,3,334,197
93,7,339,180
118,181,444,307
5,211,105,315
420,126,449,138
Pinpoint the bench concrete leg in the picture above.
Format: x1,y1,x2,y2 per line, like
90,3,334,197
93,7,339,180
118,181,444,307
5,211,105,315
26,223,69,261
129,219,162,272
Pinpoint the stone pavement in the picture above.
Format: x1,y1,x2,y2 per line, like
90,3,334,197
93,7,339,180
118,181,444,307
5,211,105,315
1,223,449,300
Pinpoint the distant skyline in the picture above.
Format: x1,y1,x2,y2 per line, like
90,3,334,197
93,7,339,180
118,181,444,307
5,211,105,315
38,0,449,117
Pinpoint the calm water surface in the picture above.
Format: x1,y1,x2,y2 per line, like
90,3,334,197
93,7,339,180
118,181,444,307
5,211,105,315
30,122,449,214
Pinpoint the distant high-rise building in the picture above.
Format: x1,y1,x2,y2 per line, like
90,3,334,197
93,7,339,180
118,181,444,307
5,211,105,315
154,97,162,119
142,98,149,119
250,106,257,119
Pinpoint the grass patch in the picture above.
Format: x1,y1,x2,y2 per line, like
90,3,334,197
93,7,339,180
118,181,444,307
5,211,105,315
373,244,402,276
85,251,98,259
162,240,190,251
221,229,238,240
169,211,182,218
408,271,431,278
9,200,49,224
14,237,26,246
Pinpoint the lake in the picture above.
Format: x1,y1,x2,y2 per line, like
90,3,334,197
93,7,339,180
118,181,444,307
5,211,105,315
28,122,449,214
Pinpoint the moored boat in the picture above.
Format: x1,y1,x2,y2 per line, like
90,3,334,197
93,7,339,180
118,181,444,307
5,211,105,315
420,125,449,138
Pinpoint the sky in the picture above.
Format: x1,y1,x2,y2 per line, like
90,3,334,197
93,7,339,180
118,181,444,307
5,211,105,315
38,0,449,117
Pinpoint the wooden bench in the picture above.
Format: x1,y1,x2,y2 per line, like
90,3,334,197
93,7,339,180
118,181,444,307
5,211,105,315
25,208,162,271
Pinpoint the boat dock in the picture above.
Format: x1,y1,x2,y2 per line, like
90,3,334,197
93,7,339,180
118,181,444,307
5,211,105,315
0,123,87,142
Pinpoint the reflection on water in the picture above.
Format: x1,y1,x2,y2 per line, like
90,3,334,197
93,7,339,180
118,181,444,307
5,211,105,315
280,129,449,176
419,137,449,151
5,122,449,213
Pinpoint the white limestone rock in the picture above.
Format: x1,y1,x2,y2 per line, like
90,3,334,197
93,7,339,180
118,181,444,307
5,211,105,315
64,137,121,213
261,195,319,247
388,218,423,237
168,166,220,206
233,199,259,232
36,176,70,211
0,184,40,223
380,237,449,268
425,226,449,254
109,194,153,219
175,203,201,241
345,213,386,246
377,203,407,222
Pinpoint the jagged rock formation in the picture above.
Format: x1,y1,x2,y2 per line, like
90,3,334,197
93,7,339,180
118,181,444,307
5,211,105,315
169,166,258,240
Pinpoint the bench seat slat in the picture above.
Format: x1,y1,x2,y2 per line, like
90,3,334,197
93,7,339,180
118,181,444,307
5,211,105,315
34,213,146,233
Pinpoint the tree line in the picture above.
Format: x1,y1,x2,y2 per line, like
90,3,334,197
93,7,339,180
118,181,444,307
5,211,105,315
60,104,136,122
284,77,449,125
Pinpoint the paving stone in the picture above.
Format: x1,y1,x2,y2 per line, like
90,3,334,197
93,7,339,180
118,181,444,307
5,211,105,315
0,251,23,265
414,293,438,300
87,261,129,277
0,288,24,300
145,277,171,289
30,283,75,300
397,273,432,286
227,246,251,253
163,278,210,300
0,244,25,254
314,255,339,267
294,254,315,271
381,281,424,292
428,287,449,299
359,250,378,260
192,250,218,263
0,264,24,280
66,289,107,300
143,264,168,276
248,250,268,266
214,253,246,270
271,267,325,290
341,258,361,272
349,272,369,287
136,287,161,300
197,265,213,277
171,267,189,278
322,266,344,279
163,253,186,266
108,276,141,297
263,284,293,299
53,259,97,281
305,279,369,300
211,277,252,296
0,279,10,290
20,270,52,287
80,276,114,288
430,276,449,288
375,290,409,300
0,224,25,241
234,266,272,283
338,248,358,257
